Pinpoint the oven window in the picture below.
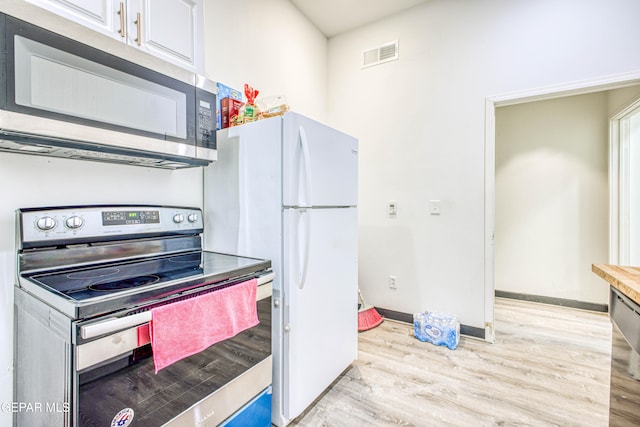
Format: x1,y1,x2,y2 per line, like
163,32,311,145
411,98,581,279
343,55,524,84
77,297,271,425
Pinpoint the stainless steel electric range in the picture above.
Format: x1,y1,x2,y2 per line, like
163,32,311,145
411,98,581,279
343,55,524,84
13,205,274,427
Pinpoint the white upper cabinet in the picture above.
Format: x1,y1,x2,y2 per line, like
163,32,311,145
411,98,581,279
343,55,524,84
126,0,200,71
23,0,118,35
24,0,203,72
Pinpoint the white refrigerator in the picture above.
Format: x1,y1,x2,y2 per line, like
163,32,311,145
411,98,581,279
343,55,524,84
203,112,358,426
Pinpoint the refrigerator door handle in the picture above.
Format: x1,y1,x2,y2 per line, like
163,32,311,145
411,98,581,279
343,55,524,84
298,208,311,290
299,126,313,207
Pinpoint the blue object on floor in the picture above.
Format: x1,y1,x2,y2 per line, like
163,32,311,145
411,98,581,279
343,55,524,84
220,386,272,427
414,311,460,350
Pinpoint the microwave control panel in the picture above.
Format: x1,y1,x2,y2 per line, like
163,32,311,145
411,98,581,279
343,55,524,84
196,88,216,150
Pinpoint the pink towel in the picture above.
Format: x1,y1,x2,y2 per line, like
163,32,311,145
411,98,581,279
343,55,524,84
137,324,151,346
149,278,259,373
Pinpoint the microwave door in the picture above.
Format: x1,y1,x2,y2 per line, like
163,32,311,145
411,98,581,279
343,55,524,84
0,13,216,169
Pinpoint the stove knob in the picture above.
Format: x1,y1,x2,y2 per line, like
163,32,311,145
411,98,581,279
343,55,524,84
36,216,56,231
65,216,83,229
188,213,198,223
173,213,184,224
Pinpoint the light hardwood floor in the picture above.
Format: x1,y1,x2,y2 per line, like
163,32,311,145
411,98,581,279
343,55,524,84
291,298,612,426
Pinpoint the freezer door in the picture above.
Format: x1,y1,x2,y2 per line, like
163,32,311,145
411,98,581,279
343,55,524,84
281,206,358,422
283,113,358,208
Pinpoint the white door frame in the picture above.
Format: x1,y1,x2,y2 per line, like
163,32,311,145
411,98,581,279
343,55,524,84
484,71,640,342
610,97,640,265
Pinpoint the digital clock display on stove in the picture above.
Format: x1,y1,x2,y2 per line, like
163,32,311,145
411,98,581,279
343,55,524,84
102,210,160,226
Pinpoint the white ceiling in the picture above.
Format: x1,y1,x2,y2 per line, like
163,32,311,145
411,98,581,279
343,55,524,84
289,0,430,37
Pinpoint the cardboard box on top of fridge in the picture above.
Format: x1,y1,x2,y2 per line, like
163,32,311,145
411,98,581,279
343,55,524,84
221,98,244,129
216,83,242,130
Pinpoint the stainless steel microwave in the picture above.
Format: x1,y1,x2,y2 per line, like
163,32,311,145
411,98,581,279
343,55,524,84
0,11,216,169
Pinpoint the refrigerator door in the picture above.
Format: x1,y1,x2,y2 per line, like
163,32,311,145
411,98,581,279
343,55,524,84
282,113,358,208
281,206,358,423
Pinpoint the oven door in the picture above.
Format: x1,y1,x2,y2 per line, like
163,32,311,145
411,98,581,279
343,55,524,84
73,275,273,427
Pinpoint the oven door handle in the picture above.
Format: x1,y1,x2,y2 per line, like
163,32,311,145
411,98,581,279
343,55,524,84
80,312,151,339
256,271,275,301
257,271,275,287
81,273,275,339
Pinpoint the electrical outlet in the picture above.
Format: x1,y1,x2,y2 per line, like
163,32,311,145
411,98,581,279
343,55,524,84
388,275,397,289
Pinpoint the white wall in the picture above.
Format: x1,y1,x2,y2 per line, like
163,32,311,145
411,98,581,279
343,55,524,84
327,0,640,329
495,93,609,303
203,0,328,123
608,86,640,115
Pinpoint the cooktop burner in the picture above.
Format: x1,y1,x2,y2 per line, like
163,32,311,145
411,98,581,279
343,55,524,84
67,267,121,280
88,275,160,291
29,252,203,302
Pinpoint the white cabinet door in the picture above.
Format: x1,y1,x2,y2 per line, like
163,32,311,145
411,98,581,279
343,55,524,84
25,0,119,37
127,0,200,70
25,0,202,72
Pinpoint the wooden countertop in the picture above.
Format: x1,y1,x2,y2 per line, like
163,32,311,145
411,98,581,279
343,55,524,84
592,264,640,306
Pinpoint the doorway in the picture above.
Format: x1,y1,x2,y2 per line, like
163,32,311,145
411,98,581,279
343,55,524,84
484,75,640,336
610,97,640,266
494,92,609,306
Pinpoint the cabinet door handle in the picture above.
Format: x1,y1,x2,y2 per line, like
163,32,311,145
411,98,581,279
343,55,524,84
134,12,142,46
117,2,126,38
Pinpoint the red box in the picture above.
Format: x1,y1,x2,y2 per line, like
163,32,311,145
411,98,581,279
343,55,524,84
221,97,244,129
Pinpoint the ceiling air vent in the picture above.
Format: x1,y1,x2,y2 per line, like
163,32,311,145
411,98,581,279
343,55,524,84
362,41,399,69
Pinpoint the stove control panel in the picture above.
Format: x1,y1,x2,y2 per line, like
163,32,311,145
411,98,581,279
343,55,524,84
19,205,204,247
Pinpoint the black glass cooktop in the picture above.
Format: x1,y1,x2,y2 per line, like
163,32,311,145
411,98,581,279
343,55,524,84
30,252,202,302
25,251,269,303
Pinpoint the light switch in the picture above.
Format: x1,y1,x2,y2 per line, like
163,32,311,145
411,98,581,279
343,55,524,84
429,200,440,215
388,201,397,215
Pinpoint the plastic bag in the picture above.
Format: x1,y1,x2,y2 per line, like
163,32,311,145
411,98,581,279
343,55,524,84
238,84,261,124
258,95,290,118
413,311,460,350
